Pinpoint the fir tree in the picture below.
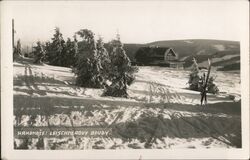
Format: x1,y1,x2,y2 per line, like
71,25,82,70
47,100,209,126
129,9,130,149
188,58,219,94
70,34,79,69
46,27,66,66
188,57,200,91
16,39,22,56
63,38,77,67
74,29,103,88
102,34,138,97
96,36,111,80
43,41,51,63
73,34,78,57
33,41,46,64
207,77,219,94
13,39,22,60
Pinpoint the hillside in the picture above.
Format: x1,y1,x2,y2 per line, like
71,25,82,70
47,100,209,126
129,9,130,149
123,43,145,62
124,39,240,70
14,59,241,149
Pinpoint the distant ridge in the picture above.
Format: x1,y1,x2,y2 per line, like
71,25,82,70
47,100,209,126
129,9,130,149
123,39,240,71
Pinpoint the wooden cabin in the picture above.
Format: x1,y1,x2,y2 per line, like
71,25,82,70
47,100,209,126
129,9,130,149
135,46,184,68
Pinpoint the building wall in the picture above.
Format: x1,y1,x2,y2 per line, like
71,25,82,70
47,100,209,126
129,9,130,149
147,48,184,68
164,49,178,61
169,63,184,69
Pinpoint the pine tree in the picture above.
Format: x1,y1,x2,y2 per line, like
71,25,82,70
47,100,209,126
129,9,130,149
33,41,46,64
46,27,66,66
74,29,103,88
188,57,200,91
102,34,138,97
207,77,219,94
96,36,111,80
16,39,22,56
188,58,219,94
73,34,78,57
63,38,77,67
43,41,51,63
70,35,79,69
13,39,22,60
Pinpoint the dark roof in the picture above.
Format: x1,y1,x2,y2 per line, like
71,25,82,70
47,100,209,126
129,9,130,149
167,60,185,63
135,46,180,63
166,49,176,57
152,47,169,56
138,47,172,57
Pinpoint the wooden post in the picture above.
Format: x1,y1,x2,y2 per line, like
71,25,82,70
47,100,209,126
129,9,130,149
201,59,211,106
26,46,28,57
12,19,14,51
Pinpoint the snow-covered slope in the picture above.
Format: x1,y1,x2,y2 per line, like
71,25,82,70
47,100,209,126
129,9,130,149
13,61,241,149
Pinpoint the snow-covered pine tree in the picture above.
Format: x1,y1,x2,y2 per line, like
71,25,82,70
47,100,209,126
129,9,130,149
62,38,77,67
74,29,103,88
33,41,46,64
43,41,51,63
46,27,66,66
16,39,22,56
13,39,22,61
73,34,78,57
102,34,138,98
96,36,111,81
207,76,219,94
70,35,79,69
188,58,219,94
188,57,200,91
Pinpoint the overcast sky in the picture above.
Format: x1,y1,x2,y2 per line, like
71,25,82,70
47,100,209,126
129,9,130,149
9,1,248,45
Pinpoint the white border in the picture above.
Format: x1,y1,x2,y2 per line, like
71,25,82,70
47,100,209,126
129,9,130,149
1,1,249,159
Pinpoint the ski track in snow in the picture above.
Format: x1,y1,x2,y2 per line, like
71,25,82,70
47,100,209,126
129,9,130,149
13,62,241,149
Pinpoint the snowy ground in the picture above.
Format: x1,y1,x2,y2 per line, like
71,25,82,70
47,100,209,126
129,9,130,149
13,59,241,149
